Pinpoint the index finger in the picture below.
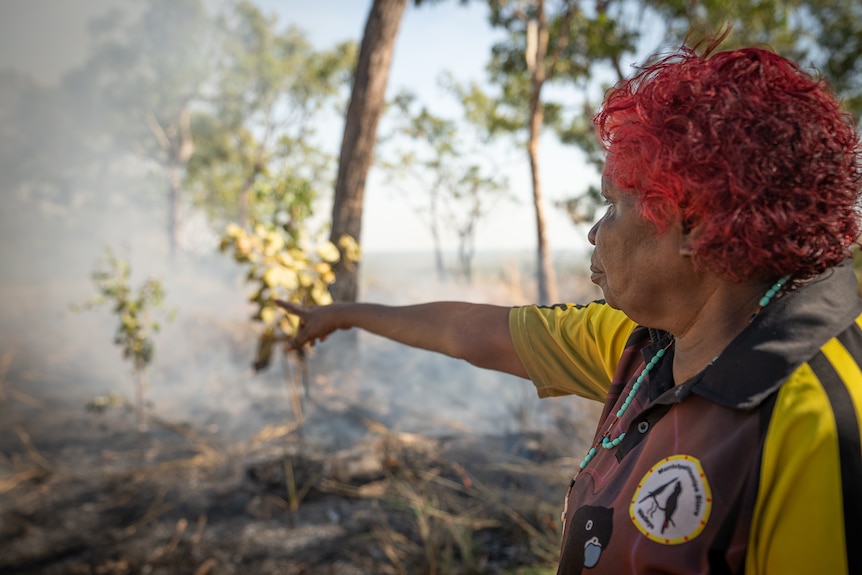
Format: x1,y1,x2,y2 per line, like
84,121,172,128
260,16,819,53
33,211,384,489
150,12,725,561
275,300,304,315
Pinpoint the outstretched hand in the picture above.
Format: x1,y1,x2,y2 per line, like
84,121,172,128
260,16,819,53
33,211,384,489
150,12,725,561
275,299,525,378
275,300,342,349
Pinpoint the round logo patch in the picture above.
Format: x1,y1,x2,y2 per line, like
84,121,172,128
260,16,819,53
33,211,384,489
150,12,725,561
629,454,712,545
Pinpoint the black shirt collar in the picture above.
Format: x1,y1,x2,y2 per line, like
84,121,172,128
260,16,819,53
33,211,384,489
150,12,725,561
642,261,862,409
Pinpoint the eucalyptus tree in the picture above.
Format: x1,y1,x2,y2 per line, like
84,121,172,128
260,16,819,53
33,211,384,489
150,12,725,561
82,0,216,256
383,93,455,281
448,164,512,282
185,3,359,378
471,0,861,260
328,0,409,302
478,0,635,303
383,89,513,283
185,0,356,229
328,0,476,302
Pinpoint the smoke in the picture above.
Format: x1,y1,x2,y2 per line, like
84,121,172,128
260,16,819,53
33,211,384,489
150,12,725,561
0,1,603,454
0,178,600,447
0,1,128,85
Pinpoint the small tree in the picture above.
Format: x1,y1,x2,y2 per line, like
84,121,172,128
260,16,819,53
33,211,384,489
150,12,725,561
383,89,513,283
220,176,359,422
447,164,510,283
74,247,173,431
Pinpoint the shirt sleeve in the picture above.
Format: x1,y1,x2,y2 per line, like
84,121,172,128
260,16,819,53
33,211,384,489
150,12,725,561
508,301,636,400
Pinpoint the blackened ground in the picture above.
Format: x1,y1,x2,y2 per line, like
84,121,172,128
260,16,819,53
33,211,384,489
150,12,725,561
0,388,595,574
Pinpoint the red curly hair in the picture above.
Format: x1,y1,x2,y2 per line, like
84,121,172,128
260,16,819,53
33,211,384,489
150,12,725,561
594,42,862,282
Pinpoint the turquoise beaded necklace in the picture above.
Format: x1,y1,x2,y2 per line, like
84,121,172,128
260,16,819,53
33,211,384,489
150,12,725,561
577,274,791,470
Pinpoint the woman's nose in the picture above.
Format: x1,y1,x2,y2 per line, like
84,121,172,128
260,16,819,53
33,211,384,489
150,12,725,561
587,220,599,245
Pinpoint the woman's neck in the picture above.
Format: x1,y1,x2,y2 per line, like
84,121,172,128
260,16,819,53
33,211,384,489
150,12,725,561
669,279,773,385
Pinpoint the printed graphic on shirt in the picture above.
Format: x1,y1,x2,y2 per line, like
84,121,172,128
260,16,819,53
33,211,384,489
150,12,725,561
629,455,712,545
567,505,613,571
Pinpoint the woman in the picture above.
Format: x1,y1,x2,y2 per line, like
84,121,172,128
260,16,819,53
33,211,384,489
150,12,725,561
279,41,862,574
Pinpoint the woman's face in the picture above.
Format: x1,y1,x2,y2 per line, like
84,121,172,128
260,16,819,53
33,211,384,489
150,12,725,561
588,173,690,324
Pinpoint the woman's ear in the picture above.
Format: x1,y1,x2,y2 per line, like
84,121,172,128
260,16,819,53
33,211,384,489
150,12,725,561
679,220,703,256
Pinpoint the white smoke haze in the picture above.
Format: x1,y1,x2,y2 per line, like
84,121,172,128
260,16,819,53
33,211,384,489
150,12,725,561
0,0,607,502
1,168,601,449
0,4,614,572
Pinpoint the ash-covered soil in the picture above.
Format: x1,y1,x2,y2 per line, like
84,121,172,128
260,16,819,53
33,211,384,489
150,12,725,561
0,249,603,574
0,386,596,574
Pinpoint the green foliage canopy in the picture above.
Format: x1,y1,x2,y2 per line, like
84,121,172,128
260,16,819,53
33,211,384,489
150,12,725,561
186,1,357,227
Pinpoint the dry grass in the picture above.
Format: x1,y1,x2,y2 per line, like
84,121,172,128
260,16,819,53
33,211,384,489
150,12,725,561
1,399,577,574
0,256,600,574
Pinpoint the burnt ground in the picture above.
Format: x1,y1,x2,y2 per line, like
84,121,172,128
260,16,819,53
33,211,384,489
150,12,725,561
0,362,600,575
0,250,604,574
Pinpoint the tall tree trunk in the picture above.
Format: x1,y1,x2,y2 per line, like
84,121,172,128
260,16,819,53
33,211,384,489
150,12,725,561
527,1,559,304
329,0,408,302
149,106,194,258
527,127,558,304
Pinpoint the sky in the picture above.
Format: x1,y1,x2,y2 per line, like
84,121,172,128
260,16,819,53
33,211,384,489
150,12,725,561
264,0,600,255
0,0,600,255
